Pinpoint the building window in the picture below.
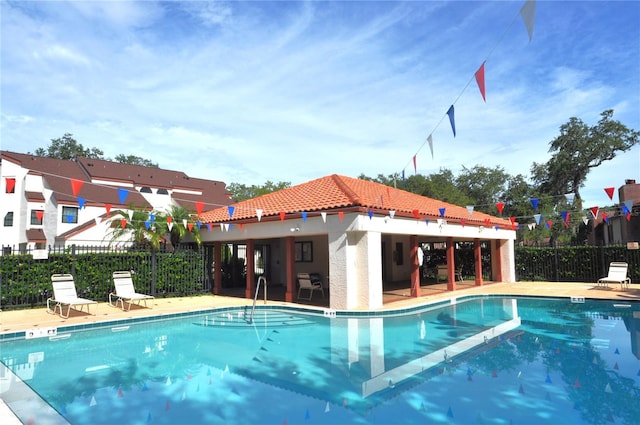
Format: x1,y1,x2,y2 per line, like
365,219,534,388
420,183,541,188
140,187,152,193
62,206,79,224
4,212,13,227
31,210,44,225
295,241,313,262
5,177,16,193
157,188,169,195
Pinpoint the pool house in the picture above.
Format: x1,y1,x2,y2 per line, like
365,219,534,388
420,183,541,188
199,174,517,311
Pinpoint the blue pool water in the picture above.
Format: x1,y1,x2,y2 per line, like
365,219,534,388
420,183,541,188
1,296,640,425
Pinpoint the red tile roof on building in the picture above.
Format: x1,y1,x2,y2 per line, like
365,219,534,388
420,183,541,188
199,174,513,227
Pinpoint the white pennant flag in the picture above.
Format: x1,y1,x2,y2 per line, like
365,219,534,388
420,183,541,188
128,210,134,221
520,0,536,42
168,222,174,231
256,209,263,222
582,216,589,225
389,210,395,219
466,205,474,216
222,223,229,232
534,213,542,225
427,134,434,159
321,212,327,223
183,219,188,228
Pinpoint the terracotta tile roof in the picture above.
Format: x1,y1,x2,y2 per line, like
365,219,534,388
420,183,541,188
199,174,513,227
26,228,46,243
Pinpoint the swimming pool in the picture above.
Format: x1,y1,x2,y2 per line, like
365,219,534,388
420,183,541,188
1,296,639,425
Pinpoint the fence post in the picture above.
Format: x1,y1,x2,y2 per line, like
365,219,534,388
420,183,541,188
553,242,559,282
151,249,157,296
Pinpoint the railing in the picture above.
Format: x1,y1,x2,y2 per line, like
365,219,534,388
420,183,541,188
247,276,267,324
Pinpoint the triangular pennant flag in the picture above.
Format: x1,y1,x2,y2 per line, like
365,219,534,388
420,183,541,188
520,0,536,42
149,213,155,223
413,209,419,219
5,177,16,193
222,223,229,232
590,206,599,220
196,220,201,230
474,62,486,102
446,105,456,137
466,205,474,216
509,216,516,224
527,223,535,231
427,134,434,159
118,188,129,205
368,210,374,219
338,211,344,221
582,216,589,225
183,219,188,228
36,210,44,221
402,169,405,186
66,214,73,223
227,205,235,218
128,210,134,221
256,209,263,221
460,218,466,227
389,210,395,219
561,211,570,227
301,211,307,222
413,155,417,174
279,211,286,221
167,216,173,224
624,200,633,212
105,204,112,217
534,213,542,225
321,212,327,223
168,222,174,231
207,222,212,231
187,222,194,231
565,192,575,204
603,212,609,223
627,212,631,222
604,187,615,200
78,197,86,209
120,219,127,228
530,198,539,210
546,220,553,229
195,201,204,215
144,220,151,230
622,205,630,215
496,202,505,215
439,208,446,218
237,223,242,230
71,179,84,196
484,218,491,227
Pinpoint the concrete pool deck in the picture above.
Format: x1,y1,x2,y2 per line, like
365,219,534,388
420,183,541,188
1,280,639,335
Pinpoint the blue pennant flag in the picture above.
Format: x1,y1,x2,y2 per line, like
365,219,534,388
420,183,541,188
447,105,456,137
118,188,129,205
78,197,86,209
228,205,235,218
530,198,539,210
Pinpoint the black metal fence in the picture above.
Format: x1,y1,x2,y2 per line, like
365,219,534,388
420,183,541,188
1,243,638,310
515,244,640,283
0,244,210,310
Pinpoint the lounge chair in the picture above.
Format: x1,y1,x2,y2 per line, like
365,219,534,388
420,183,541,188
297,272,325,301
109,271,154,310
597,262,631,290
47,274,97,318
436,265,464,282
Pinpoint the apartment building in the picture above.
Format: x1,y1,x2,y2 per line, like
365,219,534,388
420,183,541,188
1,151,232,252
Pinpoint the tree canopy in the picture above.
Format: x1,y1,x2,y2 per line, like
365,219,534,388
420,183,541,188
31,133,158,167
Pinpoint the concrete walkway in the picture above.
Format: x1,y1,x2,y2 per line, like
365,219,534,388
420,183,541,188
1,280,638,335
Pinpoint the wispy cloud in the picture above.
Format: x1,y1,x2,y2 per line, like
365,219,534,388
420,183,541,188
1,0,638,208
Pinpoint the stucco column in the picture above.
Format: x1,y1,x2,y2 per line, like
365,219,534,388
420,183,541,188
285,236,295,302
410,234,420,297
492,240,503,282
474,238,483,286
446,237,456,291
214,241,222,295
245,238,255,299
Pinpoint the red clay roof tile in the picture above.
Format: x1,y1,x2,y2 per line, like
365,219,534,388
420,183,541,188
199,174,513,227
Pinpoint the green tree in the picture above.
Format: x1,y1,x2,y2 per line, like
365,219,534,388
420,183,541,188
227,181,291,202
162,205,202,248
531,109,639,211
32,133,104,160
114,154,159,168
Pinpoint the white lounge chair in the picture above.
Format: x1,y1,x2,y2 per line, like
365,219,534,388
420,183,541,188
297,273,325,301
597,262,631,290
47,274,97,318
109,271,154,310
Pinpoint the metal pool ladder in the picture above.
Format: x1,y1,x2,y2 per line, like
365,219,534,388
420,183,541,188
247,276,267,324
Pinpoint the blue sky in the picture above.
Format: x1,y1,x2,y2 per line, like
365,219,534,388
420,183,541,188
2,0,639,209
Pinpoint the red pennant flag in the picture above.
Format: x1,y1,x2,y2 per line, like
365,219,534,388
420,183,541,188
120,219,127,228
195,201,204,215
412,209,419,219
279,211,286,221
484,218,491,227
590,206,599,220
71,179,84,196
167,216,173,224
496,202,505,215
627,213,631,222
460,218,466,227
509,216,516,224
36,210,44,221
207,223,212,231
187,222,194,231
604,187,615,200
338,211,344,221
475,62,486,102
413,155,417,174
5,177,16,193
238,223,243,230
